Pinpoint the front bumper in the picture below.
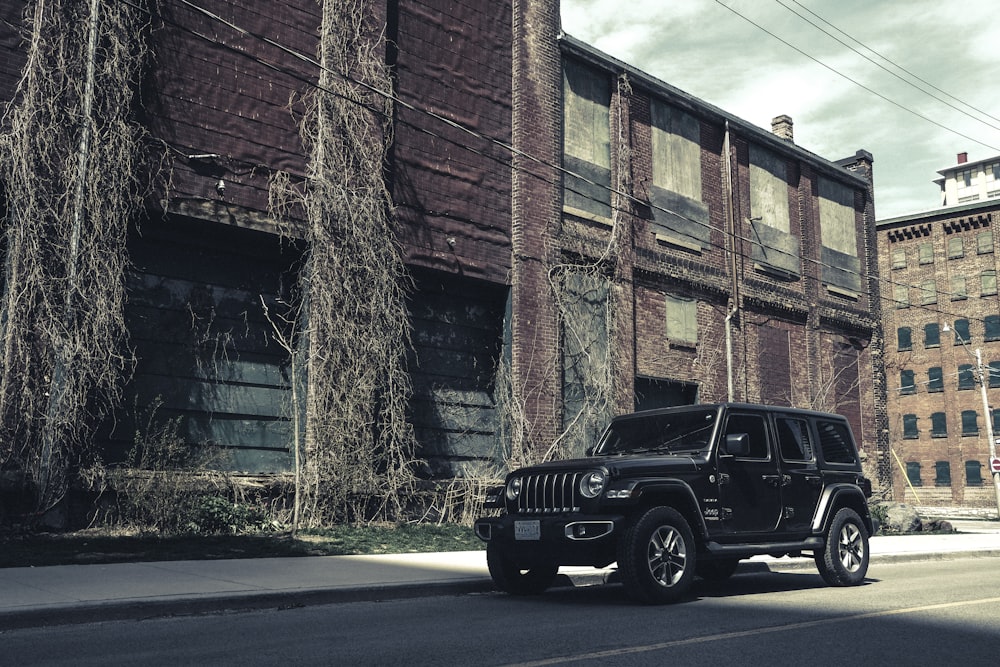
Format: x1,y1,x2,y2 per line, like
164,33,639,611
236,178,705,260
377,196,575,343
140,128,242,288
474,513,624,568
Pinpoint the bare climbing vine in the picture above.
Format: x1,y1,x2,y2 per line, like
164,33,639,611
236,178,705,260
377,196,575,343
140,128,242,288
0,0,153,515
269,0,417,526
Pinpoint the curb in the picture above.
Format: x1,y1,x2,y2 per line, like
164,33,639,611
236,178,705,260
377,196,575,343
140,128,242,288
0,578,495,632
3,549,999,630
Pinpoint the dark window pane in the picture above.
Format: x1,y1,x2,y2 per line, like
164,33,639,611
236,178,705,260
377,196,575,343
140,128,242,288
962,410,979,435
958,364,976,390
902,414,918,439
924,323,940,348
906,461,922,486
934,461,951,486
931,412,947,437
897,327,912,351
928,367,944,392
816,420,857,465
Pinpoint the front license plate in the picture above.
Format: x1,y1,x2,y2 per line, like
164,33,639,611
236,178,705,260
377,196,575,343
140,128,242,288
514,520,540,541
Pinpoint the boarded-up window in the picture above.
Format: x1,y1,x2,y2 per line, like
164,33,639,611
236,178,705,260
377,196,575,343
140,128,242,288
649,100,709,250
818,177,861,292
563,59,611,219
894,284,909,308
749,145,798,277
978,231,994,254
962,409,979,435
902,414,918,439
891,248,906,269
919,242,934,264
953,318,970,344
561,270,613,456
982,270,997,296
408,271,508,478
920,280,937,304
958,364,975,390
665,294,697,346
906,461,922,486
951,275,967,300
966,460,984,485
931,412,947,437
948,236,964,259
759,327,792,406
928,366,944,392
986,315,1000,341
989,361,1000,388
924,323,940,347
897,326,912,351
900,369,915,394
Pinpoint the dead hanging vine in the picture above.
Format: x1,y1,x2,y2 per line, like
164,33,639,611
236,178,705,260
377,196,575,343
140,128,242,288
0,0,153,513
269,0,417,526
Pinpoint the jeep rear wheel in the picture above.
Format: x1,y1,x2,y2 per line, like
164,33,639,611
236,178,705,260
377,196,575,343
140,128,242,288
618,506,696,604
486,542,559,595
815,507,869,586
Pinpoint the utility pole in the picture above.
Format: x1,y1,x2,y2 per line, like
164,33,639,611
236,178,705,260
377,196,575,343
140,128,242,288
946,322,1000,518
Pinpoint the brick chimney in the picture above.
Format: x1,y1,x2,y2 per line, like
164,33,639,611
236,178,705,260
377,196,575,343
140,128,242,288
957,152,968,164
771,115,794,142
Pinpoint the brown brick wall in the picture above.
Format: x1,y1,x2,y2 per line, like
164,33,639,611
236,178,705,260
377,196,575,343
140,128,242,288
879,204,1000,507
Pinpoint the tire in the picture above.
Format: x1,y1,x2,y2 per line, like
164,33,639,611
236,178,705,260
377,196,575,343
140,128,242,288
696,557,740,582
618,506,696,604
815,507,869,586
486,542,559,595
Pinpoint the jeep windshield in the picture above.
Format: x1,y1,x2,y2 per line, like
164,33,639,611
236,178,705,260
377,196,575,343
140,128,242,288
593,408,718,456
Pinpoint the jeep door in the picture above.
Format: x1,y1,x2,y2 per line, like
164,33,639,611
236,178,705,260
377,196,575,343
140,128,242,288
772,414,823,536
716,410,783,535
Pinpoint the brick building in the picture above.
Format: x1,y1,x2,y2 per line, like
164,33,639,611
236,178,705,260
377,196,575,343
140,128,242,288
878,156,1000,510
1,0,889,516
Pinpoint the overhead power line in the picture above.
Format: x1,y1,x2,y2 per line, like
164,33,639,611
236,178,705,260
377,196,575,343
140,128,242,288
774,0,1000,134
711,0,1000,154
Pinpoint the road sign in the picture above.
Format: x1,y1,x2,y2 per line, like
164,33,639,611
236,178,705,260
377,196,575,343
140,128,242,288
992,458,1000,473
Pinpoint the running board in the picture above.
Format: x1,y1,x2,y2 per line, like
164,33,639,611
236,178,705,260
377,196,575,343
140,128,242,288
705,537,823,558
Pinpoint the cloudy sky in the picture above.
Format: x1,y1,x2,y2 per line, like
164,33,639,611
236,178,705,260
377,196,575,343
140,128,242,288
561,0,1000,219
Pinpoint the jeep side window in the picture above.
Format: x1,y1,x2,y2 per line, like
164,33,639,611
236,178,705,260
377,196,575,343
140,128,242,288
724,413,769,459
815,419,857,464
776,417,813,461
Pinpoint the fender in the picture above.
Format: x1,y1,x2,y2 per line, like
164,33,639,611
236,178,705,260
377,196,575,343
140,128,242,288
811,483,873,534
629,478,710,537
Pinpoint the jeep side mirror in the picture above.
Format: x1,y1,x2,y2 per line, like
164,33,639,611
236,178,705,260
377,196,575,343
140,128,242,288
724,432,750,457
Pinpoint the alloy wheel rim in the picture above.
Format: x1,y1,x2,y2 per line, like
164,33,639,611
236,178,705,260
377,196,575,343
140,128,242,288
838,522,864,572
647,525,687,587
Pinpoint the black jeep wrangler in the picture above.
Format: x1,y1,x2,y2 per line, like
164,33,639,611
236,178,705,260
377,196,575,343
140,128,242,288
474,403,874,604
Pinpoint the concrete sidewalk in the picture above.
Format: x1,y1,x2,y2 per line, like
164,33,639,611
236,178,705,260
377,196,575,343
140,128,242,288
2,520,999,630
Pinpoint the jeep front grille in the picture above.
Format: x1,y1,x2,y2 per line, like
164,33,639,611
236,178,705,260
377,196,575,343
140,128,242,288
514,472,582,514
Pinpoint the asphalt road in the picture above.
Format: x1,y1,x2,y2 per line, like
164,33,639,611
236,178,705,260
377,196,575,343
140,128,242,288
4,558,999,666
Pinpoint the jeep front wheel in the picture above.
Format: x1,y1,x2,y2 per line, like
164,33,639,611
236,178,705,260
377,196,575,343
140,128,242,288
618,506,696,604
486,542,559,595
815,507,869,586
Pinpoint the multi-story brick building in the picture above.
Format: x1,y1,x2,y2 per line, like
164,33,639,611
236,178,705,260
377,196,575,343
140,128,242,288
1,0,889,518
878,153,1000,511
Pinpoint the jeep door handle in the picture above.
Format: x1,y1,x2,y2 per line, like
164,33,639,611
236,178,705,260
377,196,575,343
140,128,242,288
805,475,822,486
762,474,781,487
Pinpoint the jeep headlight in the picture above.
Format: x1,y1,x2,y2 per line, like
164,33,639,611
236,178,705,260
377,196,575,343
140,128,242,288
506,476,523,501
579,470,607,499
